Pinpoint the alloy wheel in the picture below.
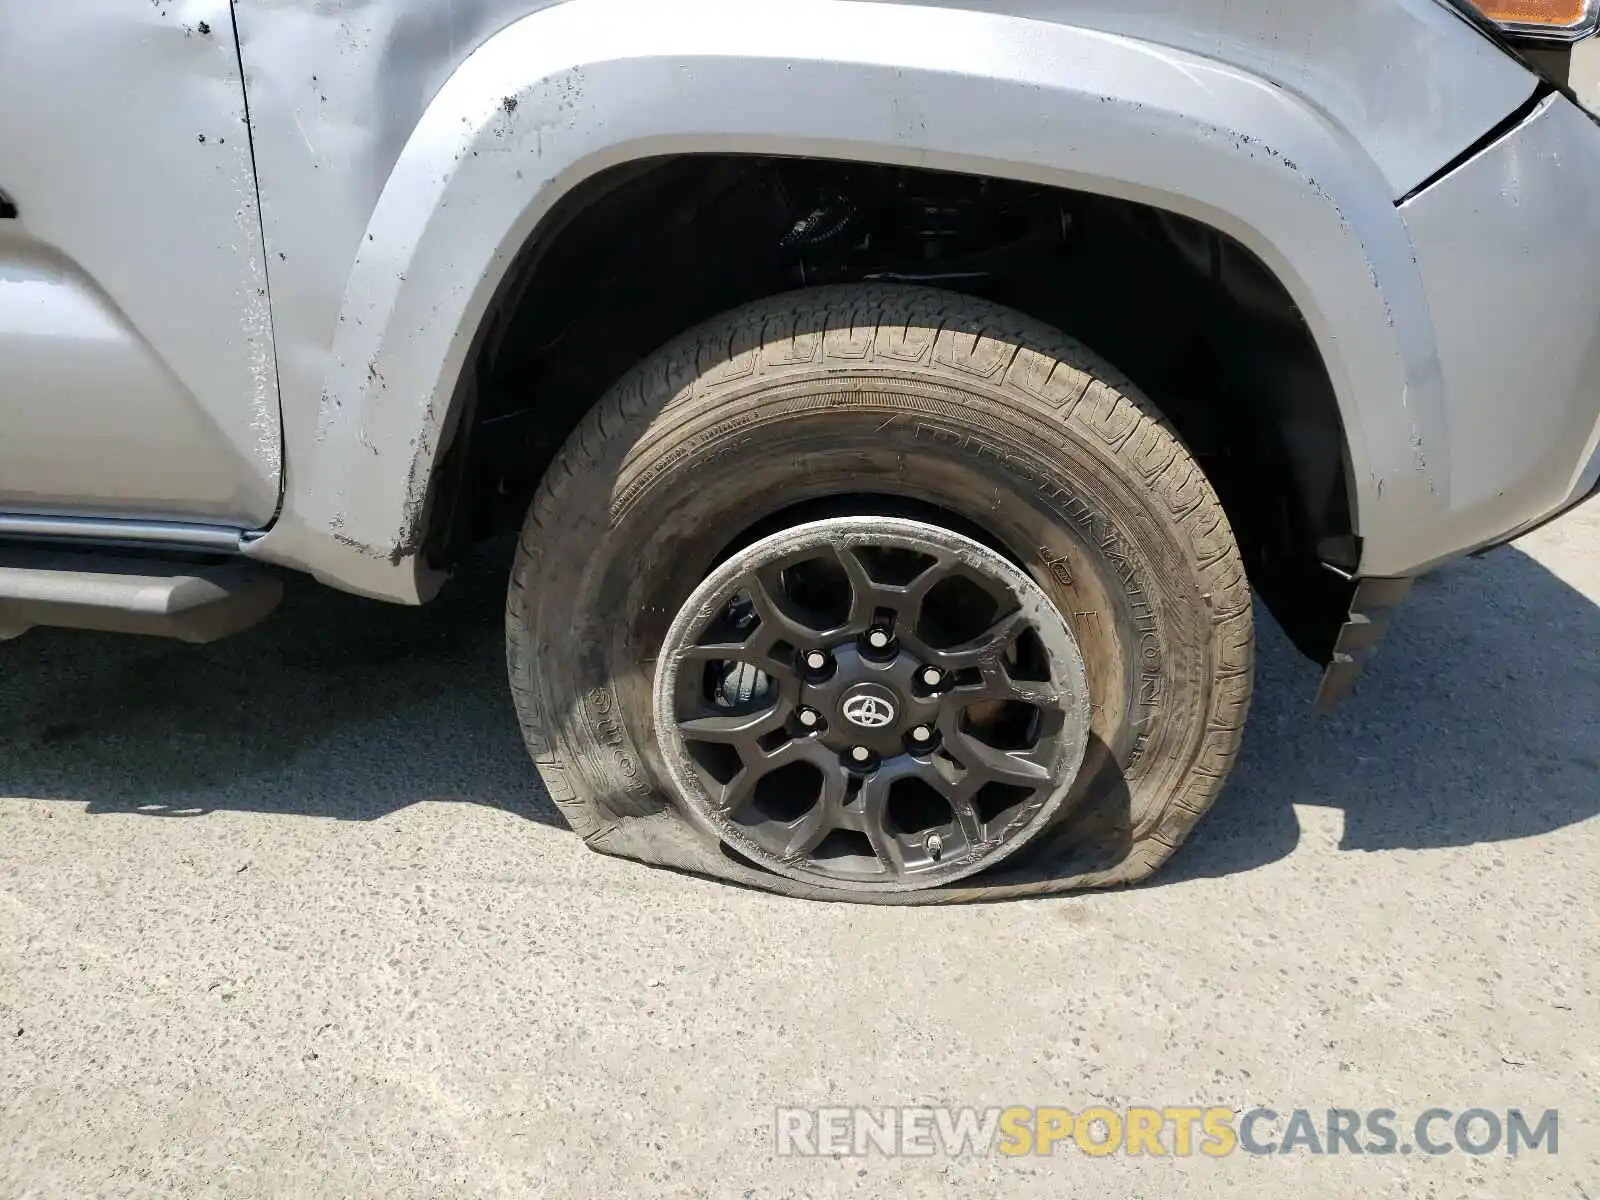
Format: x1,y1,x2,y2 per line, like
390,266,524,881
653,517,1091,891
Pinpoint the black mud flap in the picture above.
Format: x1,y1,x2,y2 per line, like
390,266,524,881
1312,576,1413,713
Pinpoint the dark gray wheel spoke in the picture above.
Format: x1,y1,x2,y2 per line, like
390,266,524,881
680,628,799,684
751,732,812,767
678,706,783,741
927,607,1028,670
655,516,1089,892
777,800,834,861
717,740,839,855
717,759,765,815
901,756,986,852
946,726,1053,787
836,545,944,628
704,768,749,814
940,777,988,847
678,639,766,663
744,569,826,647
953,661,1062,708
854,771,908,873
779,765,846,860
834,546,882,630
996,676,1062,708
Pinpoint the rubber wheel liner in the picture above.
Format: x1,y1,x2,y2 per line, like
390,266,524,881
505,284,1255,904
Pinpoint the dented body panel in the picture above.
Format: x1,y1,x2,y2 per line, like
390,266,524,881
0,0,280,526
0,239,268,521
4,0,1599,608
229,0,1556,600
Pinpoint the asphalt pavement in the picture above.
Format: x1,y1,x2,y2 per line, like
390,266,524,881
1,498,1596,1198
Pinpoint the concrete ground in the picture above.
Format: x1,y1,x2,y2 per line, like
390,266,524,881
1,498,1595,1199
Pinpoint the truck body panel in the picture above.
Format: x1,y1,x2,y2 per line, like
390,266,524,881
0,0,280,528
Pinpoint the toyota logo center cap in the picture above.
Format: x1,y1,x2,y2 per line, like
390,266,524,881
841,685,899,729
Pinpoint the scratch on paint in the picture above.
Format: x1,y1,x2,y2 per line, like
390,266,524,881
292,107,315,157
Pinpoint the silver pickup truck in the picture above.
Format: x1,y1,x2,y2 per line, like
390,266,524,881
3,0,1598,901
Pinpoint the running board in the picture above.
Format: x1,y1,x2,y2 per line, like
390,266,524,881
0,549,282,642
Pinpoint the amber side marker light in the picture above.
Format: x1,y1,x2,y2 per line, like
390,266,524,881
1464,0,1600,40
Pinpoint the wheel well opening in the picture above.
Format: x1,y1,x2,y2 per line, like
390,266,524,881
430,155,1358,661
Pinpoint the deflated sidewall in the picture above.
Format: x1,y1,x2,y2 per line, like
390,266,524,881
509,286,1251,903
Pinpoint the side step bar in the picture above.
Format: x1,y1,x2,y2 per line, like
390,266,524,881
0,549,282,642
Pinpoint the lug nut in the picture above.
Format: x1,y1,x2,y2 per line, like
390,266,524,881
797,707,821,729
865,627,893,651
804,650,831,672
921,666,945,688
909,725,934,744
849,746,873,764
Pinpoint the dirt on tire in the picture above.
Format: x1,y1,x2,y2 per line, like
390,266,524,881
505,284,1254,903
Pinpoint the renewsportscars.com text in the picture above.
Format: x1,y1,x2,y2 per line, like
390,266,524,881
775,1106,1559,1159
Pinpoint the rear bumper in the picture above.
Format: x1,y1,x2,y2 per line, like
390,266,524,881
1385,93,1600,575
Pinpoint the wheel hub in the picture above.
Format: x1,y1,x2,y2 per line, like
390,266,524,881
652,516,1091,892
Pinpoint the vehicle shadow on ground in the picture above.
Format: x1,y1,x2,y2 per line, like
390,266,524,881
0,542,565,827
1163,543,1600,885
1,538,1596,881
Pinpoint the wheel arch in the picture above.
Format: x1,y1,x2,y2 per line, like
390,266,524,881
244,0,1447,607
